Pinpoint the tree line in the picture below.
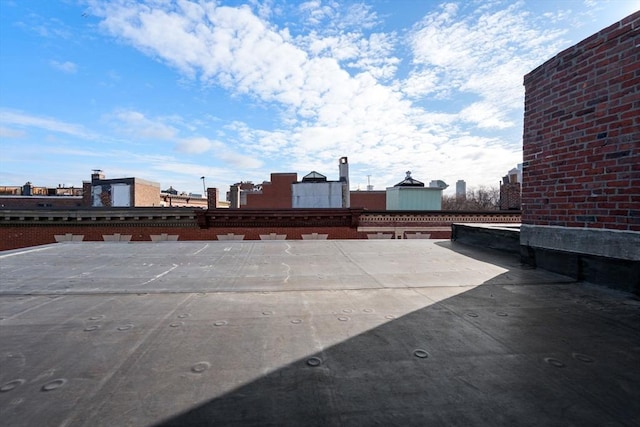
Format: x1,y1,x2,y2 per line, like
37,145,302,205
441,185,501,211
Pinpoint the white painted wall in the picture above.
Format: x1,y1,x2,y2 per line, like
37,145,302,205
111,184,131,207
292,182,343,208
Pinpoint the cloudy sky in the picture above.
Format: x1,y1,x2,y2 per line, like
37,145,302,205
1,0,638,196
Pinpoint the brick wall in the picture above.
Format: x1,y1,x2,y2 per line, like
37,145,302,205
0,196,84,209
350,191,387,210
82,182,92,206
245,173,297,208
207,188,219,208
133,179,162,207
499,183,521,210
0,225,362,250
0,208,520,251
522,11,639,231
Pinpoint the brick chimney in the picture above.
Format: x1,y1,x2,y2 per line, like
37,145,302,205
82,181,92,207
207,188,219,209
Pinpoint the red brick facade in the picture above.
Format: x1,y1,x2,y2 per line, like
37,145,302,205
245,173,297,209
0,225,362,250
499,183,521,210
522,12,640,231
350,191,387,210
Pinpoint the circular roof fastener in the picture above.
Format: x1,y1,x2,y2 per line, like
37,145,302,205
306,357,322,367
544,357,565,368
191,362,210,373
572,353,595,363
41,379,67,392
413,349,429,359
0,379,26,393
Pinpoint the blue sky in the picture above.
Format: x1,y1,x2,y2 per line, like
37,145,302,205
1,0,638,196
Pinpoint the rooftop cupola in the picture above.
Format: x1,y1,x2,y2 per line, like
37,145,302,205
394,171,425,187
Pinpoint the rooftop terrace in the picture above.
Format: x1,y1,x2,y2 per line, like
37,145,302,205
1,240,639,426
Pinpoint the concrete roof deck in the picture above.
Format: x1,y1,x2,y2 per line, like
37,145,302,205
1,240,639,426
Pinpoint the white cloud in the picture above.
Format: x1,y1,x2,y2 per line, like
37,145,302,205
176,136,213,154
46,147,105,157
459,102,513,129
14,14,73,39
105,111,262,170
406,1,568,121
297,1,379,31
298,0,334,26
109,110,178,140
0,126,26,138
86,0,574,190
50,60,77,74
216,150,264,170
0,110,95,139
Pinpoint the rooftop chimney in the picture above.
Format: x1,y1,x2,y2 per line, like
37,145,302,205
91,169,105,181
339,157,350,208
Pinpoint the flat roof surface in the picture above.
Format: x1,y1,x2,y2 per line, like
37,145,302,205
1,240,639,426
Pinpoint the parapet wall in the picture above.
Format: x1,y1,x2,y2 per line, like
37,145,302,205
521,12,640,293
0,208,520,251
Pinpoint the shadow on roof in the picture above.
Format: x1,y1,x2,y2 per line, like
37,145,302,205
153,267,640,426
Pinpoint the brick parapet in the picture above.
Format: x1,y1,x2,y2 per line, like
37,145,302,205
522,11,640,231
359,211,521,226
0,208,521,251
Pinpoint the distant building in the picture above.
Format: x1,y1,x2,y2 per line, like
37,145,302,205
86,170,160,207
231,173,298,209
456,180,466,200
229,157,352,209
0,170,215,209
387,172,445,211
227,182,260,208
499,165,522,210
292,158,350,208
0,183,84,208
228,161,451,211
292,171,343,208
